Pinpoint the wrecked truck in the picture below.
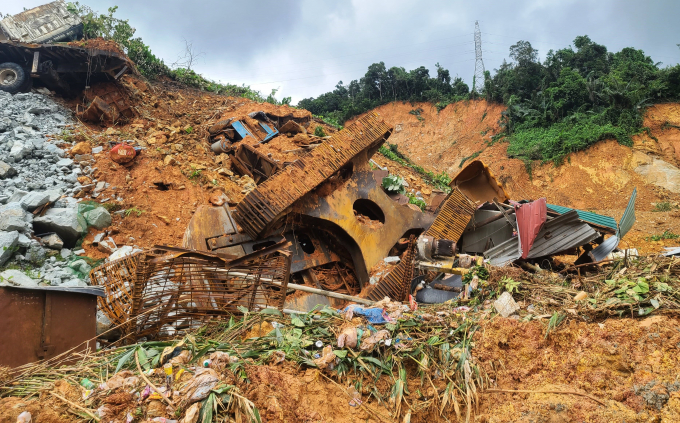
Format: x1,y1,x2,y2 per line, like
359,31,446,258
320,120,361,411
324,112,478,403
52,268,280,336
0,1,133,95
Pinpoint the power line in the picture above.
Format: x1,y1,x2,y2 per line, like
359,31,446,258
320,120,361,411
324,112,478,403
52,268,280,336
473,21,485,94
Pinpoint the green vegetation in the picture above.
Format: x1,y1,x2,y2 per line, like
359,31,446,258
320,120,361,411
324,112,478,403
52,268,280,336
298,62,470,124
646,231,680,241
314,126,327,137
66,3,267,100
124,206,144,217
298,36,680,165
378,143,451,192
653,202,674,212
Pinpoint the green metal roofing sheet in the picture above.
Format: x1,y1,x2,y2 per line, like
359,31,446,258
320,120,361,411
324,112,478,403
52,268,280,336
547,204,617,230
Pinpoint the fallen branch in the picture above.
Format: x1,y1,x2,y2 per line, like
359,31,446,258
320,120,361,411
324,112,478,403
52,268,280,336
483,388,605,406
50,391,100,421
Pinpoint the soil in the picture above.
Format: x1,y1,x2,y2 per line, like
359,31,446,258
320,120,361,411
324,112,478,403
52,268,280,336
59,76,342,258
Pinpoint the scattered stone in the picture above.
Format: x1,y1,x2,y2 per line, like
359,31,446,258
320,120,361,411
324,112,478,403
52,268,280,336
55,158,74,167
73,249,86,255
108,245,139,261
0,160,17,179
25,241,46,263
0,231,19,266
93,232,105,246
97,239,115,254
217,168,233,177
42,233,65,250
61,279,88,288
74,154,94,163
60,248,71,259
69,259,92,275
164,155,176,166
384,256,401,264
83,207,112,229
157,215,171,225
16,233,31,247
494,291,521,318
70,141,92,155
92,146,104,154
0,269,38,287
7,190,28,203
209,192,230,206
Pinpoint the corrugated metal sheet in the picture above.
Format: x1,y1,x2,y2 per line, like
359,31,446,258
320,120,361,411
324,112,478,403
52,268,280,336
617,188,637,238
589,235,619,262
526,211,598,258
546,204,617,231
461,210,515,254
586,188,637,262
485,210,598,265
516,198,547,259
484,236,521,266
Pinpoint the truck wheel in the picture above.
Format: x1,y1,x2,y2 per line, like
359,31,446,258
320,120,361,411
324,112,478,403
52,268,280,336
0,62,28,94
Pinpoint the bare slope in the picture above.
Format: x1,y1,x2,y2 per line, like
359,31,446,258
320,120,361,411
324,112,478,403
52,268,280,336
355,100,680,253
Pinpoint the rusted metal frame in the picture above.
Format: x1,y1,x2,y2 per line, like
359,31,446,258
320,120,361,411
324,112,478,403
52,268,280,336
492,197,517,230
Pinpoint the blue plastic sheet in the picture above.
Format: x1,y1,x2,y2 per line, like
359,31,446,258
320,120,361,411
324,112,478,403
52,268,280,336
340,305,391,324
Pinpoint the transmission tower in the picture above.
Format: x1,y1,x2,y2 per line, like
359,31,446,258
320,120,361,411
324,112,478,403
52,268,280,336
473,21,485,94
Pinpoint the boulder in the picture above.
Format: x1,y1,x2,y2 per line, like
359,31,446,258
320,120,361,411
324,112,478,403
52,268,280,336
84,207,112,229
0,269,38,288
0,160,17,179
0,230,19,266
61,279,88,288
20,191,50,211
7,190,28,203
33,207,87,247
0,202,30,232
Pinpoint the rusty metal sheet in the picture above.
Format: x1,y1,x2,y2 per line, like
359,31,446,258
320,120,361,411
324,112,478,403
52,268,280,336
515,198,547,259
234,112,393,239
91,242,291,341
232,143,281,184
0,286,97,368
365,188,475,301
451,160,508,204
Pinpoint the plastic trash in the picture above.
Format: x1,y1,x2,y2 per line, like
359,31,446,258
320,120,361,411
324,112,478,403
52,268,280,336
337,326,358,349
340,305,391,324
208,351,238,372
181,368,219,404
100,370,139,390
313,345,336,370
16,412,31,423
348,386,363,407
80,378,95,390
151,419,178,423
181,403,201,423
360,330,390,352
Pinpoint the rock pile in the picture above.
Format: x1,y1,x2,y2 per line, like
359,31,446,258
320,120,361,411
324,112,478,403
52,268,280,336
0,91,113,287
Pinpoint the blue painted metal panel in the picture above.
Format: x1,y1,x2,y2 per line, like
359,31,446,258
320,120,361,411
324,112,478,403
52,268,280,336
231,121,253,140
547,204,617,231
259,122,279,143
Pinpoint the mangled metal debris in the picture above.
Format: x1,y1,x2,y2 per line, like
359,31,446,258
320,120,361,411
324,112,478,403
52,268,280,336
91,241,291,340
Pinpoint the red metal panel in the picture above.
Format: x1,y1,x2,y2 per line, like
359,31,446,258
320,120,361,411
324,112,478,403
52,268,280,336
0,287,97,368
515,198,547,259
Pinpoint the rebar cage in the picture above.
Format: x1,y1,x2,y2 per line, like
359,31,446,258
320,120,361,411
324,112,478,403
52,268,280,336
90,242,291,340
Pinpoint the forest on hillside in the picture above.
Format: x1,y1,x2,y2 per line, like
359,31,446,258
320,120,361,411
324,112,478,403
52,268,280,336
298,37,680,163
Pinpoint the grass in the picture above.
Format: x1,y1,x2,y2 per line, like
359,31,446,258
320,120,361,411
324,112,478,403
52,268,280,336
646,231,680,242
459,150,482,168
378,143,452,192
124,207,145,217
653,202,674,212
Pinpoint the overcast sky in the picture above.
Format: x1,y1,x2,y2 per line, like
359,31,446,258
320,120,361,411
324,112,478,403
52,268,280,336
6,1,680,103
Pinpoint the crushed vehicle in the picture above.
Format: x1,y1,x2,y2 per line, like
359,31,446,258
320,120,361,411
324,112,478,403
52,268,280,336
0,0,134,99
